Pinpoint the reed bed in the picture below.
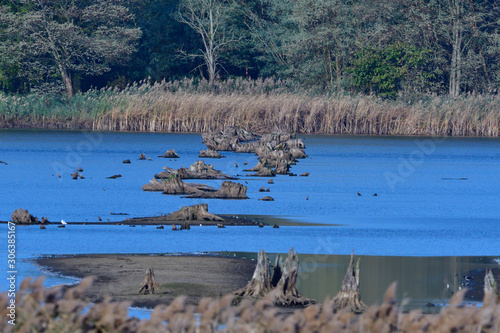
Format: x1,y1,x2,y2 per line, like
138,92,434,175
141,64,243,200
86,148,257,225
2,276,500,332
1,78,499,136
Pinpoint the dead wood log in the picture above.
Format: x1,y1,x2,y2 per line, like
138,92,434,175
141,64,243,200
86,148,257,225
235,249,271,298
270,248,316,306
329,251,367,313
484,269,500,302
138,267,159,294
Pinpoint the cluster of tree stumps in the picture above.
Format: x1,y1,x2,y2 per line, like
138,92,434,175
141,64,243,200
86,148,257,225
142,127,310,204
235,249,366,313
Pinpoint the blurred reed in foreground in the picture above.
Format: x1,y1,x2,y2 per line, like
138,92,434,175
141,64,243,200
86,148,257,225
2,276,499,333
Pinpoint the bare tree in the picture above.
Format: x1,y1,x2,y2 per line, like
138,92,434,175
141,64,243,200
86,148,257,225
176,0,238,86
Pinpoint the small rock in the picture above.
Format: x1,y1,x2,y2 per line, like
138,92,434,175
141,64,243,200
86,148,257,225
139,153,146,160
106,174,122,179
300,172,310,177
123,159,131,164
259,196,274,201
268,179,274,184
273,224,279,228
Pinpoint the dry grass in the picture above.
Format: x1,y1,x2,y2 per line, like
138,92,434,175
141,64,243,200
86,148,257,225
1,78,499,136
2,277,500,332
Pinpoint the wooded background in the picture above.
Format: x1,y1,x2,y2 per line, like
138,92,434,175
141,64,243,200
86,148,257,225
0,0,499,98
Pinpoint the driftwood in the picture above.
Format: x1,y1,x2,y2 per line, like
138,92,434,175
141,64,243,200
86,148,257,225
138,267,159,294
484,269,500,302
184,181,248,199
270,248,316,306
235,249,271,298
329,252,367,313
11,209,38,224
166,204,224,222
158,149,179,158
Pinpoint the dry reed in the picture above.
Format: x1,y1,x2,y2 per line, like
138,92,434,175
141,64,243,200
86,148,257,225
2,276,500,332
1,78,499,136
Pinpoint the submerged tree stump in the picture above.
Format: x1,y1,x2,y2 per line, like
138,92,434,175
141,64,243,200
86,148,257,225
166,203,224,222
329,251,367,313
235,249,271,298
11,208,38,224
271,248,315,306
138,267,159,294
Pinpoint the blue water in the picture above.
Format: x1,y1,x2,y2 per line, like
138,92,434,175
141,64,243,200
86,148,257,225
1,130,500,294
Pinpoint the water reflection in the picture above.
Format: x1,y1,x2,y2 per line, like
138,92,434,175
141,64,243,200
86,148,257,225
224,252,499,309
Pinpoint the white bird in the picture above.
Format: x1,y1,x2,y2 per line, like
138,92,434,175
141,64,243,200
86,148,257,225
61,219,67,225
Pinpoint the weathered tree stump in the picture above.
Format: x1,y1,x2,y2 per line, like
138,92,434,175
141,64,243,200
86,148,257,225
184,181,248,199
329,251,367,313
270,248,315,306
158,149,179,158
138,267,159,294
484,269,500,302
156,161,236,180
11,208,38,224
199,149,222,158
235,249,271,298
166,203,224,222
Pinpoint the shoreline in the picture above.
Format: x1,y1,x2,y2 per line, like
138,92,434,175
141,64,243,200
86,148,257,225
2,126,500,138
34,253,256,309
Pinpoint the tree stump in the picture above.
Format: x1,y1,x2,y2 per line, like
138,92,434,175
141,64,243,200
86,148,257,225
329,251,367,313
166,203,224,222
235,249,271,298
484,269,500,302
271,248,315,306
11,208,38,224
138,267,159,294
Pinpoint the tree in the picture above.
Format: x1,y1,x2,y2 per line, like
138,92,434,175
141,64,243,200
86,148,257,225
350,42,435,98
0,0,141,96
176,0,240,86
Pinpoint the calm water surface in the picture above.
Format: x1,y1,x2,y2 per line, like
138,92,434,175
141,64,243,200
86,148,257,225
0,130,499,308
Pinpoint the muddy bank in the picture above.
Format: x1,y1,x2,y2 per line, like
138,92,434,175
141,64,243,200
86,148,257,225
35,254,256,309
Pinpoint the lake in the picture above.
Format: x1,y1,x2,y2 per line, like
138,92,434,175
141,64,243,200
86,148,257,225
1,129,499,309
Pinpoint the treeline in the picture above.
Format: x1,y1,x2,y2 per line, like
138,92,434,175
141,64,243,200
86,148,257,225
0,0,499,98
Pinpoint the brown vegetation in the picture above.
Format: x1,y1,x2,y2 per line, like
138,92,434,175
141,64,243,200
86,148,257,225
4,274,500,333
1,79,499,136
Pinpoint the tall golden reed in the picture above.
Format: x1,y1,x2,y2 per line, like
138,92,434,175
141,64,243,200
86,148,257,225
1,78,499,136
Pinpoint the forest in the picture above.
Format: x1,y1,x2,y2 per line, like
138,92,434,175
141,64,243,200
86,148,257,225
0,0,499,136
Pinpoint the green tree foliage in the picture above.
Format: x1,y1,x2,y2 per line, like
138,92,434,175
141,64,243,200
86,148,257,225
0,0,141,96
350,43,435,98
0,0,499,97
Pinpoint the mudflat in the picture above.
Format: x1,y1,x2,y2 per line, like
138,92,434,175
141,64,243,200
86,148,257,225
35,254,256,308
